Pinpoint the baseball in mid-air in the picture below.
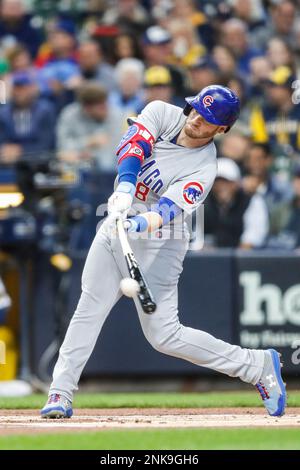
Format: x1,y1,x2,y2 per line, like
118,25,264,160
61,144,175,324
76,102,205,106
120,278,140,297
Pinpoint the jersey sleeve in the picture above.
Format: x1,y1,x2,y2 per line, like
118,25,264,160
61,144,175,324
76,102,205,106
161,162,217,214
127,100,166,141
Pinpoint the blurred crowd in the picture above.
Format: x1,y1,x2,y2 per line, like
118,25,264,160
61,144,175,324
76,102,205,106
0,0,300,250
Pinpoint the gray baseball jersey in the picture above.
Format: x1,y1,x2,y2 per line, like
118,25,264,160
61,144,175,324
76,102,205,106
119,100,218,214
49,100,265,401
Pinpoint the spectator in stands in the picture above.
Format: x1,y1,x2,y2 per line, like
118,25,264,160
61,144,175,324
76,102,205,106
217,132,250,169
185,57,220,97
248,56,272,103
249,66,300,155
251,0,297,50
142,25,186,98
78,40,116,92
166,0,215,51
102,0,151,36
204,158,269,249
0,0,42,58
35,19,77,68
166,18,206,68
108,58,144,114
231,0,265,31
57,82,126,171
5,44,37,99
267,37,296,71
143,26,172,67
4,42,79,108
281,166,300,248
221,18,262,76
212,45,237,82
111,32,143,63
138,65,182,112
0,72,56,163
243,143,292,235
35,19,81,110
6,43,31,73
226,76,247,103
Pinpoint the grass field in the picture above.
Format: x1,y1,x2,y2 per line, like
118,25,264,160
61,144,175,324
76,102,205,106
1,390,300,409
0,391,299,450
1,428,300,450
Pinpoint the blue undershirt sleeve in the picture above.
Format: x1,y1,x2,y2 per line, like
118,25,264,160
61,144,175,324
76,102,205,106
118,156,141,186
151,197,183,225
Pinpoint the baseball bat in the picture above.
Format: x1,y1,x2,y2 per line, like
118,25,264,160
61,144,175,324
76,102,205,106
117,218,157,314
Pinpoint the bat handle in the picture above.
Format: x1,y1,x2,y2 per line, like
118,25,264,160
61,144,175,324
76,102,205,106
117,217,132,256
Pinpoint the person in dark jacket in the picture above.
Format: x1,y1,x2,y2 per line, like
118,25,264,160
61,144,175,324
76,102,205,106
0,72,56,163
0,0,42,58
280,166,300,249
205,158,269,248
243,142,292,236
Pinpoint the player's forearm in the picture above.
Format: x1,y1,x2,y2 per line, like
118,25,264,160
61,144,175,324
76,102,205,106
126,197,182,233
117,156,141,186
128,212,163,233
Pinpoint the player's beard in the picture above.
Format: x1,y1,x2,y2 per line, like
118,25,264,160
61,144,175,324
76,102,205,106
184,123,213,140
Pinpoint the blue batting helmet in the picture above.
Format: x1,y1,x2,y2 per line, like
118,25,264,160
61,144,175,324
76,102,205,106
184,85,240,129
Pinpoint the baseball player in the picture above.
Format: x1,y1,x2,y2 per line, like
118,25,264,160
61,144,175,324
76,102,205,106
41,85,286,419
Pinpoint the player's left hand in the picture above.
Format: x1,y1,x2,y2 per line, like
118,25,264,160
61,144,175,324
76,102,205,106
108,182,135,219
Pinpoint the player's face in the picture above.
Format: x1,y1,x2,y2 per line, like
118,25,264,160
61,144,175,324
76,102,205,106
184,108,226,139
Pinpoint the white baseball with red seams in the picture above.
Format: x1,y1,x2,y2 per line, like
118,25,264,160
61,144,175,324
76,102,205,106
120,278,140,297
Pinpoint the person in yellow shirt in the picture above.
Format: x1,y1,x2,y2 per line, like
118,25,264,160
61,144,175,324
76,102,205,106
250,66,300,156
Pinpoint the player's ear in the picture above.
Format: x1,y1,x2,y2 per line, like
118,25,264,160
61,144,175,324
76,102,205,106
218,126,227,134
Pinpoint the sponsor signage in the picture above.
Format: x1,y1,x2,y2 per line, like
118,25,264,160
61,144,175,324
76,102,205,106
236,254,300,371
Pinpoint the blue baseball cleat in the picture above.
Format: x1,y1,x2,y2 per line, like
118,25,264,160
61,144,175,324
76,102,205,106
41,394,73,419
255,349,287,417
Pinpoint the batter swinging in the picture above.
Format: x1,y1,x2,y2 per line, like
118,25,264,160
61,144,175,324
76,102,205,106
41,86,286,419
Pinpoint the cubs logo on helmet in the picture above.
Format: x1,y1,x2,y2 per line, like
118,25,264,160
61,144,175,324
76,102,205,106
183,182,204,205
203,95,214,107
